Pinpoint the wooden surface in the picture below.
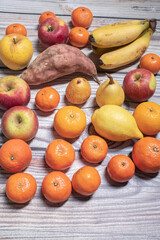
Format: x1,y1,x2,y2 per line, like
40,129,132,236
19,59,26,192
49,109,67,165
0,0,160,239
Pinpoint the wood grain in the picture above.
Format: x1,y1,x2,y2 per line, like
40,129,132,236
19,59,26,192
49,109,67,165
0,0,160,239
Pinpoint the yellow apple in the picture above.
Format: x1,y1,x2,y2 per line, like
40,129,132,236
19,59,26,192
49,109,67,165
0,33,33,70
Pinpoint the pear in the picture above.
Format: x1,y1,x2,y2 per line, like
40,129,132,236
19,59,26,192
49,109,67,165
96,74,125,107
91,105,143,142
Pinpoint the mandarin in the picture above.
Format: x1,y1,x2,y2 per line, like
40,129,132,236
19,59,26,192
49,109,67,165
140,53,160,75
107,155,135,183
39,11,56,24
133,101,160,135
6,23,27,36
42,171,72,203
6,173,37,203
132,137,160,173
71,7,93,29
72,166,101,196
35,87,60,112
45,139,75,170
69,27,89,48
54,106,86,138
81,135,108,163
0,139,32,173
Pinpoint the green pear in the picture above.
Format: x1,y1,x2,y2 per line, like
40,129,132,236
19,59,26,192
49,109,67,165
96,74,125,107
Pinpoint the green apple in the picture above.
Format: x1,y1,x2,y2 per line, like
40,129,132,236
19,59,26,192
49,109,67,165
0,33,33,70
1,106,39,141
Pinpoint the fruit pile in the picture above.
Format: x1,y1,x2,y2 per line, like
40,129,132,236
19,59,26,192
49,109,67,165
0,7,160,205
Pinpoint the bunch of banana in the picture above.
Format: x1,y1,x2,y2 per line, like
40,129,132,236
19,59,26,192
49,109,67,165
89,19,157,70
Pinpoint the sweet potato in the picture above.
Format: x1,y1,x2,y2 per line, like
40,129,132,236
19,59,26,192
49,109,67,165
21,44,99,85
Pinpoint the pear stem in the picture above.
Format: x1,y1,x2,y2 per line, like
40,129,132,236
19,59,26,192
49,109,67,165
105,73,114,84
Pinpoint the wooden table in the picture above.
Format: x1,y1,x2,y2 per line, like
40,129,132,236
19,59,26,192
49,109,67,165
0,1,160,239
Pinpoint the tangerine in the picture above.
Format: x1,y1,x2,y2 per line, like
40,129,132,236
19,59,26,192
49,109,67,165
54,106,86,138
6,23,27,36
45,139,75,170
69,27,89,48
6,173,37,203
42,171,72,203
39,11,56,24
107,155,135,183
133,101,160,135
71,7,93,28
0,139,32,173
140,53,160,75
132,137,160,173
72,166,101,196
35,87,60,112
81,135,108,163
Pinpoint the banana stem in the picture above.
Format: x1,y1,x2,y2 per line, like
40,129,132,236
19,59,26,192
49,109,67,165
149,19,157,32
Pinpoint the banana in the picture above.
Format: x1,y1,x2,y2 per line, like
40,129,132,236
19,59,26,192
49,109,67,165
89,19,156,48
91,44,119,55
99,28,154,70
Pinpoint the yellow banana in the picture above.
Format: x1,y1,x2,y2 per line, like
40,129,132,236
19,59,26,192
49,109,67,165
99,28,154,70
89,19,156,48
91,44,119,55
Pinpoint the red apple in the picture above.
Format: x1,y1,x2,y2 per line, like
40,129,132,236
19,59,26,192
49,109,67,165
0,76,30,110
1,106,39,142
123,68,156,102
38,17,69,48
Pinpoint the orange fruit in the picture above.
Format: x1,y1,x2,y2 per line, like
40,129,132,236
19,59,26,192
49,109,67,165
107,155,135,183
35,87,60,112
45,139,75,170
72,166,101,196
0,139,32,173
6,23,27,36
69,27,89,48
65,77,91,104
6,173,37,203
54,106,86,138
132,137,160,173
140,53,160,75
133,101,160,135
71,7,93,29
81,135,108,163
42,171,72,203
39,11,56,24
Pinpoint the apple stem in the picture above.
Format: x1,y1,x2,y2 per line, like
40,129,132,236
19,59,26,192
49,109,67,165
105,73,114,84
13,37,16,44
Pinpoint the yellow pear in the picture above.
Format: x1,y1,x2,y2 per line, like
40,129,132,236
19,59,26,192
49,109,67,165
96,74,125,107
91,105,143,142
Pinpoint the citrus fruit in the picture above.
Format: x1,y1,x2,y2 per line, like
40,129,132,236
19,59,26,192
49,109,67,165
69,27,89,48
0,139,32,173
6,23,27,36
45,139,75,170
133,101,160,135
81,135,108,163
107,155,135,182
39,11,56,24
71,7,93,28
6,173,37,203
42,171,72,203
132,137,160,173
140,53,160,75
54,106,86,138
35,87,60,112
72,166,101,196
